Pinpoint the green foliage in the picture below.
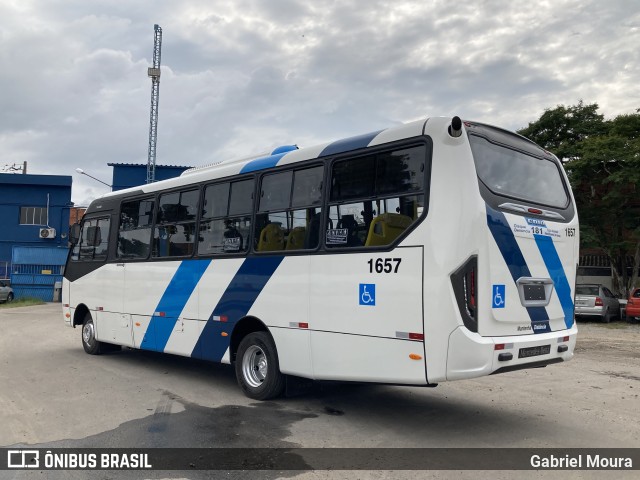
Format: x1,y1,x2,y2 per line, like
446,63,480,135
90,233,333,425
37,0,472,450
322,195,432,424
518,102,640,294
0,297,46,309
518,101,607,163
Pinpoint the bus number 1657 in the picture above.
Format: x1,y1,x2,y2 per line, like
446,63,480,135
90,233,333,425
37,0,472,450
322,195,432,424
368,258,402,274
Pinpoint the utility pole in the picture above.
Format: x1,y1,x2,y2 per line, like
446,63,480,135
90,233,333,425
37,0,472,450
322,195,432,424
146,24,162,184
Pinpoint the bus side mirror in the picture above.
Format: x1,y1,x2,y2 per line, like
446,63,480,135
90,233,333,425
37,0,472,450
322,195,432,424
69,223,81,245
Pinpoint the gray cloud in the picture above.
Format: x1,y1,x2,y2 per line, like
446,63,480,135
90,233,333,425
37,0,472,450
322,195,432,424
0,0,638,205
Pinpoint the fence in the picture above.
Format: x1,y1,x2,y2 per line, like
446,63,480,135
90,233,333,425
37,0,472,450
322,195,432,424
10,246,68,301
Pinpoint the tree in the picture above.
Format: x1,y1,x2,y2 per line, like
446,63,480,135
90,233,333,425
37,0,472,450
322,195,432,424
518,102,640,295
518,101,608,164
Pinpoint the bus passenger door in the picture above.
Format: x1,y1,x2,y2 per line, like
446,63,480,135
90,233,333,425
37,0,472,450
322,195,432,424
94,262,133,347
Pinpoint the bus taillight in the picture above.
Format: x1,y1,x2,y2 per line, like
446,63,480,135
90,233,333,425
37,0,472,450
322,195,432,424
463,265,476,320
451,255,478,333
468,268,476,309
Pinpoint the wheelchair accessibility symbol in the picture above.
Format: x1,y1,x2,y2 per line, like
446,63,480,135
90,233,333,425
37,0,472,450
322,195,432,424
359,283,376,306
492,284,505,308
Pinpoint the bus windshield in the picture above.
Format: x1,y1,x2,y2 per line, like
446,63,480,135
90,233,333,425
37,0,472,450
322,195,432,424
469,135,568,209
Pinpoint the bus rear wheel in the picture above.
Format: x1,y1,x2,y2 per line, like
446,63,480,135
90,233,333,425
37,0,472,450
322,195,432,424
82,313,103,355
235,332,285,400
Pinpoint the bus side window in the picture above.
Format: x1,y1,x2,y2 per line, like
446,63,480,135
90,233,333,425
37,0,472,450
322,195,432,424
71,221,88,261
327,145,426,248
153,189,199,258
292,167,323,251
72,217,111,261
93,217,111,260
255,166,323,252
326,205,365,247
255,171,290,252
117,198,155,259
198,179,253,255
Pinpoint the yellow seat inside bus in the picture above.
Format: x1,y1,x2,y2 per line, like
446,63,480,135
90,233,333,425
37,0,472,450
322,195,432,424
285,226,306,250
257,223,285,251
365,213,412,247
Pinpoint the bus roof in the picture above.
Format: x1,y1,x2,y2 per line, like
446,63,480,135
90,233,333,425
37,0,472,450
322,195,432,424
99,117,428,201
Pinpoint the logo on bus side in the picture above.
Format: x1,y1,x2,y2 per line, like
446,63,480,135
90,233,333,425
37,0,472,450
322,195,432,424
526,218,547,228
492,284,505,308
359,284,376,306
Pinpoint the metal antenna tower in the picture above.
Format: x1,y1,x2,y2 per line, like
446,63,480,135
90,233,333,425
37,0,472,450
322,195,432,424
146,24,162,184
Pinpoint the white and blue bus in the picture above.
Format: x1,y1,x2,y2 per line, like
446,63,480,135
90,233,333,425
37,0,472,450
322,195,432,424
63,116,579,399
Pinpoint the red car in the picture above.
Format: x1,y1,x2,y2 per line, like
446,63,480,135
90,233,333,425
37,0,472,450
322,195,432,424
626,288,640,323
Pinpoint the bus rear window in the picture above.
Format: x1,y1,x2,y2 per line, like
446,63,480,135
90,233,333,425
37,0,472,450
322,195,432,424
469,136,568,208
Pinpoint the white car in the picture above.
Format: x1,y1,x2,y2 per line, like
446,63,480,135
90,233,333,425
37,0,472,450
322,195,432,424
0,281,14,303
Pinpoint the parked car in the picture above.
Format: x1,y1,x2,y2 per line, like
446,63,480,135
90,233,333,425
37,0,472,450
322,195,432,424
574,284,620,323
0,281,13,303
626,288,640,324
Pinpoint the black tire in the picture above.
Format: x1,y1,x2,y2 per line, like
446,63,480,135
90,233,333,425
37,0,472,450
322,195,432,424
6,293,13,303
602,310,611,323
235,331,285,400
81,313,103,355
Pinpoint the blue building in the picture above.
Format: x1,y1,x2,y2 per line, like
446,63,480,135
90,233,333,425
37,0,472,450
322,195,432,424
0,173,72,262
109,163,191,191
0,173,72,292
0,166,191,296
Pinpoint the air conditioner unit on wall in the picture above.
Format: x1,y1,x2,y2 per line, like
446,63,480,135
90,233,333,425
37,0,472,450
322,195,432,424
39,228,56,239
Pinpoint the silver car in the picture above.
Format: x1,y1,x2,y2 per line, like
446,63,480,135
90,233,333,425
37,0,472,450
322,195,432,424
574,284,620,323
0,281,13,303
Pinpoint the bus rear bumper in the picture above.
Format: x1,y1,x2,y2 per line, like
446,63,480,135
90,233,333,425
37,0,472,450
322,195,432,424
446,324,577,381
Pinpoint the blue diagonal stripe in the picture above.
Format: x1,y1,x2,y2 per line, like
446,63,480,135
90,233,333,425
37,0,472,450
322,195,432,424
193,256,284,362
318,130,384,157
486,205,550,326
240,152,288,173
534,234,575,329
141,259,211,352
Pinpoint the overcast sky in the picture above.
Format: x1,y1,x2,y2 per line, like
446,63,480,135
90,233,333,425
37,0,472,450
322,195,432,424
1,0,638,206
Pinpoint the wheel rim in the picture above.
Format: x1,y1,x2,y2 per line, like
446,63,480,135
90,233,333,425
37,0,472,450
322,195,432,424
7,294,13,302
242,345,268,388
83,322,94,345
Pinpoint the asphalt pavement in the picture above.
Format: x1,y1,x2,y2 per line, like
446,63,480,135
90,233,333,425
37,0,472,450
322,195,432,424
0,303,638,479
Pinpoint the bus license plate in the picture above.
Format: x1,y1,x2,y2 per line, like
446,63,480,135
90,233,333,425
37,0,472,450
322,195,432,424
518,345,551,359
523,284,546,301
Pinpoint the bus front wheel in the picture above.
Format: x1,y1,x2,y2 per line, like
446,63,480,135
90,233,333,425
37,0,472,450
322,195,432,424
82,314,103,355
235,332,285,400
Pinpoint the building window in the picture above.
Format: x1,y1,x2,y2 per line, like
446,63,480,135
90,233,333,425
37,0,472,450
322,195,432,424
20,207,48,225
